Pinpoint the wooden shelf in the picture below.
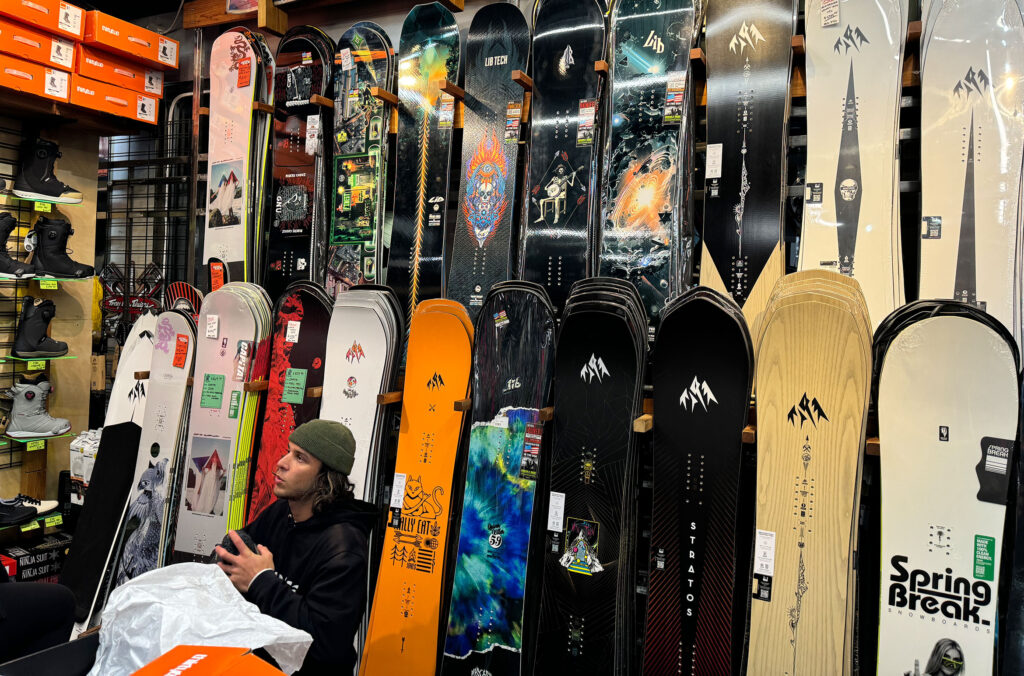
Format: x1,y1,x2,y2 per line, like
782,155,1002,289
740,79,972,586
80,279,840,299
0,89,152,137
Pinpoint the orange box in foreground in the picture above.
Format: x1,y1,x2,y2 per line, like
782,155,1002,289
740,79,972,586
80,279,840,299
0,0,84,41
76,44,162,98
83,11,178,71
0,17,74,72
132,645,286,675
0,52,68,102
70,73,157,124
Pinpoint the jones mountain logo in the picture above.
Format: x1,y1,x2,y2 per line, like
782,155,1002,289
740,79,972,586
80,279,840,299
558,45,575,77
427,372,445,390
580,354,610,383
887,554,992,625
954,67,990,99
787,393,828,427
729,22,766,54
833,25,869,54
346,340,365,363
679,376,718,412
644,30,665,54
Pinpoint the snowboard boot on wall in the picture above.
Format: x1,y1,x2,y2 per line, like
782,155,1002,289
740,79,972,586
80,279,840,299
30,217,94,278
6,380,70,438
13,296,68,358
13,138,83,204
0,213,34,280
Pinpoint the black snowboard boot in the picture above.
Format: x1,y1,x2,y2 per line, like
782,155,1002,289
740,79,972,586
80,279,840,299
0,213,34,280
30,217,94,278
13,138,83,204
12,296,68,358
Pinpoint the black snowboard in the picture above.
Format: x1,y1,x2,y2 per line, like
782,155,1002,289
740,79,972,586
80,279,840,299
520,0,607,313
386,2,461,318
644,287,753,675
445,4,530,320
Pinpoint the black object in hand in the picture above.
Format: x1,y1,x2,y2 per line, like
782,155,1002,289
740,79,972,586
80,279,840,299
211,529,259,562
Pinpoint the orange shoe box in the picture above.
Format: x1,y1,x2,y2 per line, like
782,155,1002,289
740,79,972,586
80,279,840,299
76,44,162,98
0,18,74,72
70,73,157,124
0,52,68,102
133,645,286,675
0,0,84,41
83,11,178,71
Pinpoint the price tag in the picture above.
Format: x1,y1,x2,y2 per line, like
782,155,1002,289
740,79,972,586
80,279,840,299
547,491,565,532
26,439,45,451
285,320,301,343
33,201,51,213
281,368,308,405
20,520,39,532
339,48,354,72
200,373,225,409
38,279,58,290
205,314,219,339
821,0,839,26
390,473,407,508
173,334,188,368
705,143,724,179
44,513,62,528
27,360,45,371
209,262,225,291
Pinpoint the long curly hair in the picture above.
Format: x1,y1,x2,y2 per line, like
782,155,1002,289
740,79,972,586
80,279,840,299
311,466,355,513
924,638,964,675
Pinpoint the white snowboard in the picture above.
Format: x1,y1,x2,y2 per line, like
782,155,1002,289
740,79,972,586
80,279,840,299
918,0,1024,349
876,314,1018,674
799,0,905,329
105,312,158,426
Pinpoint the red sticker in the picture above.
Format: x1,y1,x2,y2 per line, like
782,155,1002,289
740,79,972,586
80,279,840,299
173,334,188,369
210,262,225,291
237,58,251,89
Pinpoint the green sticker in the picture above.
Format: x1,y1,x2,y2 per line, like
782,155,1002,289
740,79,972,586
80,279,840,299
25,439,45,451
44,514,62,527
38,279,58,290
26,360,45,371
200,373,225,409
228,390,240,419
281,368,308,405
975,535,996,581
20,520,39,532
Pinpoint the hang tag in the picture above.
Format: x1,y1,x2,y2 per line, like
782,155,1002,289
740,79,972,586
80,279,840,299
305,114,321,155
173,334,188,368
285,320,301,343
705,143,723,179
821,0,839,26
339,48,354,72
577,99,597,147
206,314,219,339
390,473,407,509
547,491,565,532
237,57,252,89
200,373,225,409
281,368,307,404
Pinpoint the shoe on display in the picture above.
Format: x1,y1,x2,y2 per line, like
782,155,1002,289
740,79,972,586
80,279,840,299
7,494,57,518
5,380,70,439
29,217,93,278
12,138,83,205
12,296,68,359
0,497,36,526
0,213,34,280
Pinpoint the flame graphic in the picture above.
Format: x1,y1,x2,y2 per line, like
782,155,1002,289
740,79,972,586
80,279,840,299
609,147,674,240
463,131,509,247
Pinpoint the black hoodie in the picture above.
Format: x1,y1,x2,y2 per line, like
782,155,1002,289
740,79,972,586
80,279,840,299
242,497,378,675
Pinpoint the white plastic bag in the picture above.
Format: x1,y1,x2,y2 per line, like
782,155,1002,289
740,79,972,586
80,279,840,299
87,562,312,675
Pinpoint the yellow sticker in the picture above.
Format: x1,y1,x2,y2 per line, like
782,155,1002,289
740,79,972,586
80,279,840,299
19,520,39,532
26,439,45,451
26,360,45,371
38,279,58,290
44,514,62,528
33,201,51,213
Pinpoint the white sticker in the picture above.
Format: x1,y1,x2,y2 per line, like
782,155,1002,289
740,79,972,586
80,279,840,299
57,2,82,35
821,0,839,27
205,314,219,339
136,95,156,123
44,69,68,99
339,47,353,72
158,37,177,66
305,114,321,155
705,143,724,180
754,529,776,576
50,38,73,69
390,473,406,509
285,320,300,343
144,69,163,95
547,491,565,532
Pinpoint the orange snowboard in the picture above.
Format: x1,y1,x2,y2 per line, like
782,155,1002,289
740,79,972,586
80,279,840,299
359,300,473,676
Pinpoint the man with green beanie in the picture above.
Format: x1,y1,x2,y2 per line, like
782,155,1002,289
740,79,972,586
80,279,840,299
215,419,378,675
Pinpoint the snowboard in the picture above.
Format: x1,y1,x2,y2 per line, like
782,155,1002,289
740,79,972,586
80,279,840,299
445,4,530,320
875,306,1019,676
247,282,332,522
918,0,1024,350
599,0,696,321
166,281,204,324
359,300,472,676
701,0,796,325
105,312,158,427
386,2,461,318
799,0,906,330
203,30,260,284
264,28,335,301
441,283,556,674
644,287,753,676
520,0,607,313
109,311,196,589
535,281,646,675
746,275,871,674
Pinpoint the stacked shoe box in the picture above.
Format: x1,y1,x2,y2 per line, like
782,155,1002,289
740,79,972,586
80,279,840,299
0,0,83,103
69,428,101,506
0,532,73,582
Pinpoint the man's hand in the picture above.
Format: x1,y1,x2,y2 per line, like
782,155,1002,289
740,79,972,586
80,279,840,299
215,530,274,593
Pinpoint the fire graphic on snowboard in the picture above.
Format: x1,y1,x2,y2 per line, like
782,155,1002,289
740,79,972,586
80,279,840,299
463,131,509,248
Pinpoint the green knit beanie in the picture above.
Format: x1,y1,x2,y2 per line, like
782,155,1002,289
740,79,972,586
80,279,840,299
289,419,356,475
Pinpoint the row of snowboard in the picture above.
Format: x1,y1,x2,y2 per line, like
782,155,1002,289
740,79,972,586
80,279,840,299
63,267,1024,674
